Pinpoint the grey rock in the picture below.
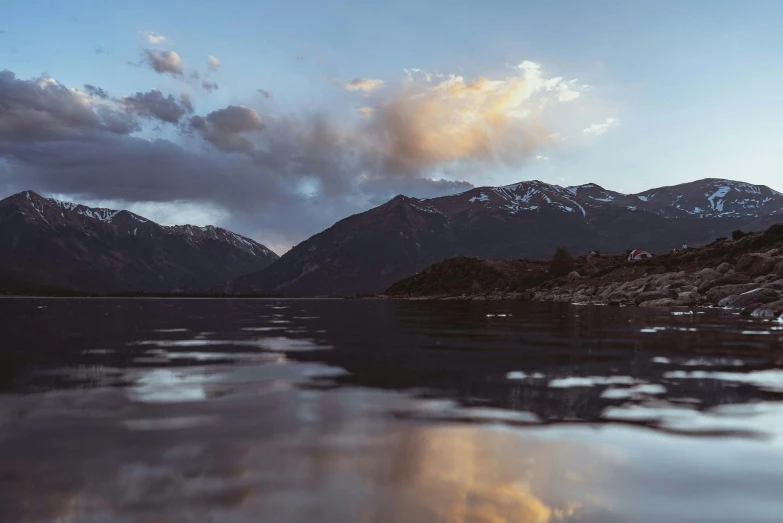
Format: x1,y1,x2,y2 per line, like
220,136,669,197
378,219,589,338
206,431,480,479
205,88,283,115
675,292,701,306
698,273,752,293
763,279,783,291
736,253,776,277
663,280,693,291
639,298,676,308
705,283,759,304
606,291,630,302
718,288,780,308
715,262,734,274
750,299,783,318
636,289,678,305
693,268,722,286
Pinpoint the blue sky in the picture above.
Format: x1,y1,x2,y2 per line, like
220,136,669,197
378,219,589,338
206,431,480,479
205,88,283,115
1,0,782,250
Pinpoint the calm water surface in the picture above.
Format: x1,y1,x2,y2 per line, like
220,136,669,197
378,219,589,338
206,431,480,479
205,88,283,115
1,298,783,522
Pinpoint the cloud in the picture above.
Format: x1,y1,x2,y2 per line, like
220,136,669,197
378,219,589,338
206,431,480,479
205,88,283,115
334,77,385,93
354,61,581,174
295,56,305,62
535,155,548,160
144,32,166,45
356,106,374,117
188,105,264,153
207,55,220,70
583,117,619,136
94,46,107,55
121,89,194,124
201,80,219,92
84,84,109,99
142,49,183,76
0,70,139,139
180,93,194,113
257,89,272,99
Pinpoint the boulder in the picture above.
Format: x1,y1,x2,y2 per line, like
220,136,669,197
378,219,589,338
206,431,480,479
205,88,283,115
736,254,776,277
599,283,620,297
663,280,693,291
717,288,780,309
715,262,734,274
636,290,678,305
705,283,759,304
698,273,752,293
750,299,783,318
518,289,535,300
675,292,701,306
639,298,676,308
693,268,722,286
776,260,783,278
764,279,783,291
606,291,630,302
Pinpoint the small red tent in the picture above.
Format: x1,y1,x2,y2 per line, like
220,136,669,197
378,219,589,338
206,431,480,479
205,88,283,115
628,249,653,261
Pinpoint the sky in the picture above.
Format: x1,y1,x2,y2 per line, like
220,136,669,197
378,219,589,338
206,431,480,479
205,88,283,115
1,0,782,253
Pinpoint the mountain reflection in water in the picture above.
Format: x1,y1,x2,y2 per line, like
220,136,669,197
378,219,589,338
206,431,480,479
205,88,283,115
0,298,782,522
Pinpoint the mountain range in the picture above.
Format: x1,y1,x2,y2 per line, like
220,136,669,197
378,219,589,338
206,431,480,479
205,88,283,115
0,191,278,293
226,178,783,296
2,178,783,296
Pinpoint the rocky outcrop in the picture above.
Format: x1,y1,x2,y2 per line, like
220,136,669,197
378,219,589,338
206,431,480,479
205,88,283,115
384,223,783,320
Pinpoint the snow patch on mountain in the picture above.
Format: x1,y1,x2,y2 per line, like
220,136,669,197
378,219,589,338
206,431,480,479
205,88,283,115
4,191,277,259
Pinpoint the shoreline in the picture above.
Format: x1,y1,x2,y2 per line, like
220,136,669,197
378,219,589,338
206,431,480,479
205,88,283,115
381,225,783,320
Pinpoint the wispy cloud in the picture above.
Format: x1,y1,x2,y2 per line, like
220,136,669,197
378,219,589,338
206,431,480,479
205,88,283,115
583,117,619,136
144,32,166,45
84,84,109,99
201,80,219,92
333,77,385,93
257,89,272,99
207,55,220,70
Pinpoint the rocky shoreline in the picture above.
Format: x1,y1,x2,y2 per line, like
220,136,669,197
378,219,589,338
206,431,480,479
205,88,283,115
382,224,783,320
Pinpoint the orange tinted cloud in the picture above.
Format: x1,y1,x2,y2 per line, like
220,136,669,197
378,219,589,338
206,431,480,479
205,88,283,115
358,61,583,173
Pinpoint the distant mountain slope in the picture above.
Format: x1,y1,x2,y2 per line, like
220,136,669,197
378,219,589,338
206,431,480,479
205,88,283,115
227,178,783,297
0,191,278,293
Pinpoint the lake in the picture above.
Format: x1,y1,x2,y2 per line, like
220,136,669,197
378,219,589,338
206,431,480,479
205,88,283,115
1,298,782,522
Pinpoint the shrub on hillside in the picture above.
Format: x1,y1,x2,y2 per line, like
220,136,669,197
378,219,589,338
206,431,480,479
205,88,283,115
549,246,575,277
732,229,747,240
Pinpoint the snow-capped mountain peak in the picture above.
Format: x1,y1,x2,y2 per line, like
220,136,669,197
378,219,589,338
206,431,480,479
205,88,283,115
1,191,277,259
408,178,783,220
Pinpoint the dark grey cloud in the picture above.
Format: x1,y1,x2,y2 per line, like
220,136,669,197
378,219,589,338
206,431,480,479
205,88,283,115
189,105,264,153
84,84,109,99
257,89,272,99
94,46,107,55
142,49,184,76
0,70,138,139
201,80,219,92
122,89,194,124
295,56,305,62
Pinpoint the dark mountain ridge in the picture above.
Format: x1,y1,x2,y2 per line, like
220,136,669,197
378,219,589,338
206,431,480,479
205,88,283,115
0,191,279,293
227,178,783,296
